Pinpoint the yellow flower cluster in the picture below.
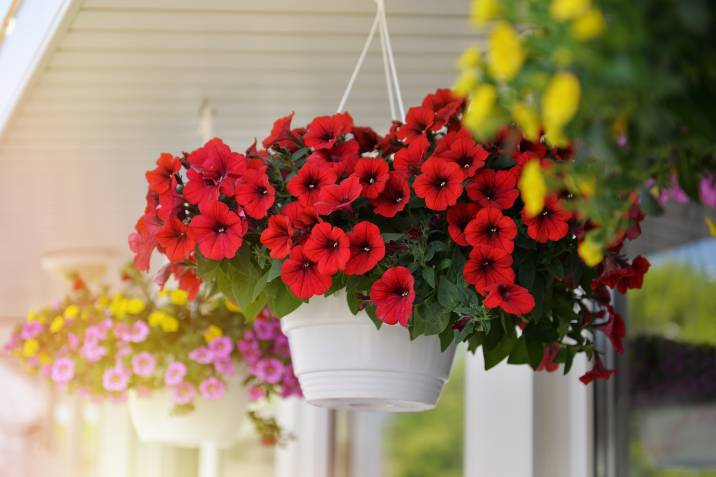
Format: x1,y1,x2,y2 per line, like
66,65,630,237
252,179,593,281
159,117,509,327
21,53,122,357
203,324,223,343
109,293,146,318
518,160,547,217
148,310,179,332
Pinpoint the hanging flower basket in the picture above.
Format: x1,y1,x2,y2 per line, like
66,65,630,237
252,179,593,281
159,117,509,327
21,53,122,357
129,373,249,447
281,291,456,411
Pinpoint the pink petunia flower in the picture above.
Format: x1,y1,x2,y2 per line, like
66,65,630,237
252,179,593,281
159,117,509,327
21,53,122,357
208,336,233,359
248,386,266,401
20,322,43,340
253,318,279,341
172,382,196,405
700,174,716,208
188,347,214,364
51,357,76,385
214,358,236,377
254,358,285,384
82,342,107,362
131,352,157,377
164,362,187,386
102,366,129,392
272,335,291,357
199,377,226,400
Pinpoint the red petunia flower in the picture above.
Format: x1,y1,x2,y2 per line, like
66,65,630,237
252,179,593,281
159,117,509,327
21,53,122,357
156,217,196,262
413,158,465,211
280,245,333,300
305,139,360,176
263,112,300,151
483,282,535,315
184,139,247,207
422,88,463,114
464,207,517,253
434,135,488,178
344,221,385,275
303,222,350,275
369,266,415,326
396,106,444,142
522,195,571,243
393,135,430,177
537,344,561,372
463,245,515,295
594,305,626,353
597,255,650,293
314,176,362,215
235,169,275,219
369,172,411,217
579,355,615,385
446,202,480,247
466,169,519,210
433,128,473,156
145,153,180,194
287,163,337,207
170,263,202,300
282,201,318,231
303,113,353,150
260,215,294,259
189,201,247,260
352,126,381,153
353,157,389,199
129,215,158,272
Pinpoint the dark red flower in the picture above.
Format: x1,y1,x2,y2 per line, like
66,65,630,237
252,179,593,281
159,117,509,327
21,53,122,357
189,201,247,260
303,113,353,150
287,163,337,206
263,112,299,151
579,356,614,385
369,266,415,326
157,178,185,221
129,215,157,272
522,195,571,243
314,176,362,216
422,88,463,115
537,344,561,372
282,201,318,231
184,139,247,206
483,282,535,315
413,158,464,211
344,221,385,275
433,128,472,155
597,255,650,293
352,126,381,153
434,135,488,178
235,169,275,219
145,153,180,194
156,217,196,262
396,106,444,142
303,222,350,275
393,135,430,177
369,172,411,217
260,215,294,259
379,120,403,156
464,207,517,253
281,245,333,300
594,305,626,353
305,139,360,176
446,202,480,247
466,169,519,210
463,245,515,295
353,157,389,199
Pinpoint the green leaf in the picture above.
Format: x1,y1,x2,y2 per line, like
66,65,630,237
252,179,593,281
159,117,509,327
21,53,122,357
266,279,302,318
242,292,268,321
266,259,283,282
421,267,436,288
346,290,361,315
365,304,383,329
437,258,452,270
290,147,310,162
437,276,461,309
639,187,664,216
381,232,405,242
425,241,448,261
525,336,545,369
467,331,485,353
438,327,455,351
483,325,516,370
548,259,565,280
517,259,536,289
326,273,347,295
412,300,451,336
508,335,529,364
196,252,221,284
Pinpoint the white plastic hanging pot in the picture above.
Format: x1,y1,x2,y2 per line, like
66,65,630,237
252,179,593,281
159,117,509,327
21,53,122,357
128,373,249,448
281,292,457,412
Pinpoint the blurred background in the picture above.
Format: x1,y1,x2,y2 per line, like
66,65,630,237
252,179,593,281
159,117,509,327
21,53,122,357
1,1,715,476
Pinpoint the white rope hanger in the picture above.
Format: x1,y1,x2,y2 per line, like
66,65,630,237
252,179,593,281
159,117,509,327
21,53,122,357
336,0,405,122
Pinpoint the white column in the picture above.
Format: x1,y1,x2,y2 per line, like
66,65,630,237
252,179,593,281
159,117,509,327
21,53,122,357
95,406,133,477
465,353,534,477
198,443,220,477
275,399,333,477
349,412,387,477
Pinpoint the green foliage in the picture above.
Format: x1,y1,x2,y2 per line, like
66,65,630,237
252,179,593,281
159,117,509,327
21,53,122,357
628,262,716,345
384,351,465,477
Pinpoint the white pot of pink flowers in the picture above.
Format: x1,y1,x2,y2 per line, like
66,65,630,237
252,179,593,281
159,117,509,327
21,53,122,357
128,371,249,448
281,291,457,412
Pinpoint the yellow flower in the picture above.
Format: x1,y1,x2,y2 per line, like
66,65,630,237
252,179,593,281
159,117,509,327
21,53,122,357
544,125,570,147
542,72,580,142
126,298,146,315
571,8,605,41
487,23,525,81
80,308,91,321
518,160,547,218
148,310,165,327
511,103,540,141
470,0,502,26
39,353,52,365
109,294,128,318
161,316,179,333
27,310,37,322
203,325,223,344
463,84,497,132
549,0,591,21
95,295,109,310
706,217,716,237
170,289,189,306
64,305,79,319
225,300,241,312
578,237,604,267
457,46,482,70
565,175,596,198
50,316,65,333
453,70,480,98
23,339,39,358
